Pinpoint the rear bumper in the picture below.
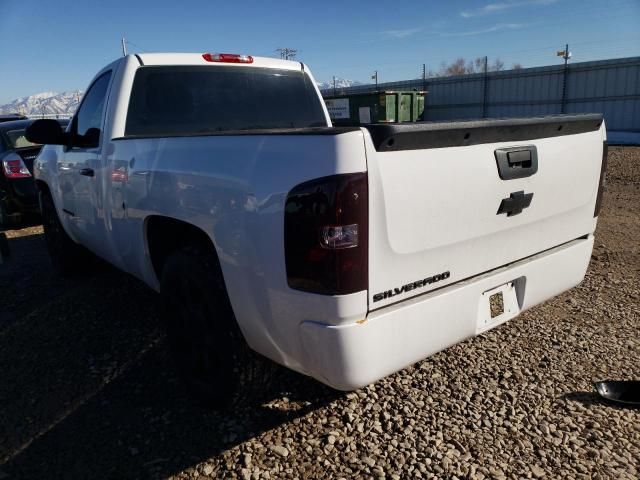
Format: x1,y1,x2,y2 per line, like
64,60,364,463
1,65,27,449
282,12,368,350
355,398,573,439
299,236,594,390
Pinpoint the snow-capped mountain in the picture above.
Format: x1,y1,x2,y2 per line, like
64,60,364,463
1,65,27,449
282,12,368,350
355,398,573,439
317,78,363,91
1,81,362,116
0,91,83,117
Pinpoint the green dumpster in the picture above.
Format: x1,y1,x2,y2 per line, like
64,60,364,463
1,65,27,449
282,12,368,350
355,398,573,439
323,91,426,125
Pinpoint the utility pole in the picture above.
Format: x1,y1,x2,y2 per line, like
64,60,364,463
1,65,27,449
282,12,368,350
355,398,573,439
482,56,489,118
121,37,127,57
561,43,571,66
276,48,297,60
557,43,571,113
372,70,378,89
422,64,426,91
333,76,336,96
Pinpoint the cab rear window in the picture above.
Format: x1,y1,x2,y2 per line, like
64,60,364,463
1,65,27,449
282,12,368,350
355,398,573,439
125,66,327,136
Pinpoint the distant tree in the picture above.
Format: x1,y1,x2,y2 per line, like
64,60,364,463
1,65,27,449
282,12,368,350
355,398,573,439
440,58,469,76
437,57,509,76
512,63,524,70
490,59,505,71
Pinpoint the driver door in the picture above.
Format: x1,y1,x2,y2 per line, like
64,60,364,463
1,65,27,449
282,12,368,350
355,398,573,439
58,71,111,254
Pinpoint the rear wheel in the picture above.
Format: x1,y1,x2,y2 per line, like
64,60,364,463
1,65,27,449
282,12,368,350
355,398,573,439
161,245,272,409
0,200,21,229
0,232,9,261
40,190,93,275
0,201,7,228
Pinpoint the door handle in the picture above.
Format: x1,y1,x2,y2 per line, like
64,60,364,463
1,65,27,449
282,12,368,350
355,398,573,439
507,150,532,167
495,146,538,180
80,168,95,177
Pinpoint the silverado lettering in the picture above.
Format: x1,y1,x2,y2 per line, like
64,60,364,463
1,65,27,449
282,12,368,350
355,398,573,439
373,271,451,302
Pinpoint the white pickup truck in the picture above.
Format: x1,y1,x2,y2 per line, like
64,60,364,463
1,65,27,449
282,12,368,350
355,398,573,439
27,52,607,407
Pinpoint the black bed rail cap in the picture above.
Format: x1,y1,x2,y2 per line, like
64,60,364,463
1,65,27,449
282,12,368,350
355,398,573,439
364,113,604,152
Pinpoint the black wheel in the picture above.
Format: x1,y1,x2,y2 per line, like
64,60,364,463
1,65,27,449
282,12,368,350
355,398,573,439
40,190,93,275
0,200,20,229
0,232,9,261
161,245,272,409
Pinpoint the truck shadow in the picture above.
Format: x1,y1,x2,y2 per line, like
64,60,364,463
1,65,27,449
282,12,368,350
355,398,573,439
1,231,342,479
561,391,603,407
561,391,639,410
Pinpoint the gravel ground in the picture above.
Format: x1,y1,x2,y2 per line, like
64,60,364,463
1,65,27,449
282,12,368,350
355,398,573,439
1,147,639,480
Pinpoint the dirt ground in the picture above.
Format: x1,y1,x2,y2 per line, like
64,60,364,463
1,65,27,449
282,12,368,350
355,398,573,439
0,147,638,479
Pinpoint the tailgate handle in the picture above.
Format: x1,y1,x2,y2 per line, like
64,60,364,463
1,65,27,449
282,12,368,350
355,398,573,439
495,146,538,180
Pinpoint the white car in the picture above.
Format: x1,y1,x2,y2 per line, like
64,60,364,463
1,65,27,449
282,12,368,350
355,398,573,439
27,52,607,408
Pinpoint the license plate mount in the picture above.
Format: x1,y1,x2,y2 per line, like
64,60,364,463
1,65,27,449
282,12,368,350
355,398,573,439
477,281,520,333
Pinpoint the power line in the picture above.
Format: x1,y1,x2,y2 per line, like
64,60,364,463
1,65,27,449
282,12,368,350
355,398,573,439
322,33,639,76
125,40,151,53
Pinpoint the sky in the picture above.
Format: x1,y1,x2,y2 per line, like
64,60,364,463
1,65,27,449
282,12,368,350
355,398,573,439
1,0,639,103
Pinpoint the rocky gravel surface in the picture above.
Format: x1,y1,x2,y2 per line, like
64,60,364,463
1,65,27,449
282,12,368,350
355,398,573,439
1,147,639,479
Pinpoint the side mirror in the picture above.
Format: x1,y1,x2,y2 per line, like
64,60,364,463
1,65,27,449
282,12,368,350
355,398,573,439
25,119,68,146
79,127,101,148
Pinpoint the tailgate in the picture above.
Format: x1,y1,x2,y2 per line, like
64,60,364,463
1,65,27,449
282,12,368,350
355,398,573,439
364,114,605,309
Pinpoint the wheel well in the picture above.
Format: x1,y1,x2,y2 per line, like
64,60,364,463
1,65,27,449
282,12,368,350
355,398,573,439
35,180,51,196
34,180,52,212
146,216,216,281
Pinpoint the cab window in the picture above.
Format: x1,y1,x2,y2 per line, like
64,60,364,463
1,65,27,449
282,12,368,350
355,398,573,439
72,71,112,147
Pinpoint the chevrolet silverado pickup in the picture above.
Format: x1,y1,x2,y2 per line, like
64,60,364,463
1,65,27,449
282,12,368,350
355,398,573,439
27,52,607,407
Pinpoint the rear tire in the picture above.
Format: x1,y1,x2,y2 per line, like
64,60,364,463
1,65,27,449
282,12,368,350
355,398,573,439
0,201,7,228
160,244,272,409
0,232,9,261
0,200,21,229
40,190,93,276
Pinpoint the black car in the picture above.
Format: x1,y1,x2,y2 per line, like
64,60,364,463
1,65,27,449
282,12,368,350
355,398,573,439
0,113,28,123
0,118,69,226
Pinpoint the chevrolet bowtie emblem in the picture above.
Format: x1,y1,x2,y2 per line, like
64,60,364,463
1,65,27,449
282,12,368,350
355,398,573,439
497,191,533,217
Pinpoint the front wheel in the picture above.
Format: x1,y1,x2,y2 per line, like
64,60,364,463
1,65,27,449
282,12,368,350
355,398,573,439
161,245,273,409
40,190,93,276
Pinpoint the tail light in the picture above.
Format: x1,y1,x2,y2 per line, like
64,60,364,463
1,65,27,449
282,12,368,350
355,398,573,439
202,53,254,64
594,141,608,216
2,153,31,179
284,173,368,295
